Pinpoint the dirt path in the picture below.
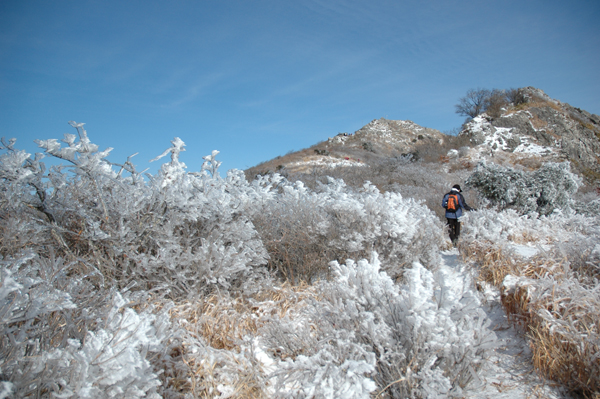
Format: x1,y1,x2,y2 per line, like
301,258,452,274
439,249,573,399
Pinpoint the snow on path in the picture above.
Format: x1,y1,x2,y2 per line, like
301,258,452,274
438,249,574,399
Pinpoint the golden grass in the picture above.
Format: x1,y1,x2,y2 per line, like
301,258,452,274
503,281,600,396
461,241,559,287
529,113,549,130
580,121,597,132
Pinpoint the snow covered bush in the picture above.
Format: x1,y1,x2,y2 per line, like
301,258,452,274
251,176,445,282
466,160,580,215
461,207,600,249
0,252,170,398
1,124,269,297
250,254,497,398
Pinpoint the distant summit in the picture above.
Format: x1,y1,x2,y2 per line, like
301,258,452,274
344,118,445,150
247,118,447,175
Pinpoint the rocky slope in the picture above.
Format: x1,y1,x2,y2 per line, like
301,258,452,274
458,87,600,181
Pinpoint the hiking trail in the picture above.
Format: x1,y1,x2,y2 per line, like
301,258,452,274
439,249,573,399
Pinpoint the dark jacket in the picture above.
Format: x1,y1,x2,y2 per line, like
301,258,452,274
442,190,472,219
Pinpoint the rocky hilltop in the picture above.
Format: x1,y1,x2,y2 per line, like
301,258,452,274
246,87,600,184
331,118,446,152
459,87,600,180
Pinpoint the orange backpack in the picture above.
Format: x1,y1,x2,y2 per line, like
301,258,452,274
446,193,459,212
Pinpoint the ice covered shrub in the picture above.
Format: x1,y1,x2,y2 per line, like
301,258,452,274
551,221,600,286
1,124,269,297
573,197,600,216
254,254,497,398
459,209,546,244
0,139,57,258
108,141,268,295
466,160,580,215
251,179,346,284
250,175,445,282
0,123,279,396
0,252,170,398
462,207,600,248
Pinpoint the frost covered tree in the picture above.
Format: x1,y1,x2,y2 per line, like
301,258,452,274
466,161,581,215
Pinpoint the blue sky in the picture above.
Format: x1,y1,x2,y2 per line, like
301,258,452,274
1,0,599,175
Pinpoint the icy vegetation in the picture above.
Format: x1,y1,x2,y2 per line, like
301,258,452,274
1,123,598,398
460,157,599,396
459,208,600,396
466,160,583,216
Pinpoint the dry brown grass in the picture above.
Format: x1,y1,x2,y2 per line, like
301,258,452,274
252,203,365,285
512,156,545,171
164,296,265,397
511,98,564,114
461,240,600,397
161,283,321,398
502,280,600,397
529,113,549,130
529,322,598,395
460,241,559,287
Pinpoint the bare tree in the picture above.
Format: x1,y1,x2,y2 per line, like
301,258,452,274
485,89,509,118
505,87,526,105
455,88,491,118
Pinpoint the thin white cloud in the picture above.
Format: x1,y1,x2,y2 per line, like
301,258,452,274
160,71,228,108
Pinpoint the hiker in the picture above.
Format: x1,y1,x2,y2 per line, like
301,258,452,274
442,184,474,246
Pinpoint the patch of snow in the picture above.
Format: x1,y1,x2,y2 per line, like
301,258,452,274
483,127,513,151
0,382,13,399
357,119,430,147
513,141,553,155
511,244,539,258
328,135,350,144
501,110,533,119
464,115,515,152
466,115,491,136
287,156,366,169
510,243,552,259
397,119,424,131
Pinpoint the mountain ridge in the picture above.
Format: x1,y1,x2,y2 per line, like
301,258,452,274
246,87,600,185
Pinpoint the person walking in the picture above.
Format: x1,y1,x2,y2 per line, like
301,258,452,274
442,184,474,246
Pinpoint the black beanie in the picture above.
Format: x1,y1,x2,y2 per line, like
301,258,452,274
452,184,462,192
